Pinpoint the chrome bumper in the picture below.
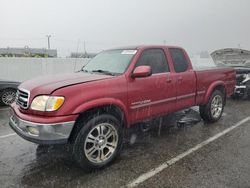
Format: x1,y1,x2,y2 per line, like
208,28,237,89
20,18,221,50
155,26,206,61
9,112,75,144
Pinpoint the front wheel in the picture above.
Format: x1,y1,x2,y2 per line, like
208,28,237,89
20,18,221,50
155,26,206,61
199,90,224,122
72,114,123,171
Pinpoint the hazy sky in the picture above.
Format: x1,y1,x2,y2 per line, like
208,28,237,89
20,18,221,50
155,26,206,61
0,0,250,57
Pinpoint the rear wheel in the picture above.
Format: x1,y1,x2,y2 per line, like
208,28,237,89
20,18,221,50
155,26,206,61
199,90,224,122
72,114,123,171
0,89,17,106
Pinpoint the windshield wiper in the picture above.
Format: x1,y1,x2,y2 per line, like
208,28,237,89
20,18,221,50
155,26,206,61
91,69,116,76
75,69,86,73
77,69,92,73
81,69,90,73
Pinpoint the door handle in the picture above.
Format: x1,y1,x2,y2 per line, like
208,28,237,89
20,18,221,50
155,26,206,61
166,78,172,83
178,77,183,83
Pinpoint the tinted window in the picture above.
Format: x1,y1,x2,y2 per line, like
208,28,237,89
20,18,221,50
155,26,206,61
135,49,169,74
170,48,188,72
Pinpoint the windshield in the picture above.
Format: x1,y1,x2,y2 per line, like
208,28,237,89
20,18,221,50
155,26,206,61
82,49,137,75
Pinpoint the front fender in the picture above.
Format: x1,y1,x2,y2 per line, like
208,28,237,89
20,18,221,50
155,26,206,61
72,98,129,125
203,81,225,104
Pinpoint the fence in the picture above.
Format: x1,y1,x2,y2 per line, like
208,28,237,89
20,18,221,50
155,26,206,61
0,56,216,82
0,58,90,82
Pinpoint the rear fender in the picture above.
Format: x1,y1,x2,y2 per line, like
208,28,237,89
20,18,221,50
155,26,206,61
203,81,225,104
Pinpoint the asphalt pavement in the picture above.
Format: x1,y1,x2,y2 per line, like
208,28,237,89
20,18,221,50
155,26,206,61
1,99,250,188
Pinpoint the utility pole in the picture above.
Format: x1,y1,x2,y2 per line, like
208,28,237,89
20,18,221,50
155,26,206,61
46,35,51,49
84,40,87,55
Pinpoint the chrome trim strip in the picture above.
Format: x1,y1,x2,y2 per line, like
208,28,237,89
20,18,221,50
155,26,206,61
17,88,30,109
19,96,28,102
131,100,151,106
130,92,197,110
176,93,196,100
197,90,206,95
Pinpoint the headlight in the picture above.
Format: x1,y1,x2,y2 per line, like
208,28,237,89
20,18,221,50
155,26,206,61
46,96,65,111
30,95,65,111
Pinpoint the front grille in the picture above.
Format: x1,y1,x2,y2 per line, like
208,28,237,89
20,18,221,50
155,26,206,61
16,89,30,109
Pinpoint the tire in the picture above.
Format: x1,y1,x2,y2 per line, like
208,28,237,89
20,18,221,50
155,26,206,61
0,88,17,106
199,90,224,123
72,114,123,171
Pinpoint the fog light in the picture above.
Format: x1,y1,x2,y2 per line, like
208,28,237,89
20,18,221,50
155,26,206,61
27,126,39,136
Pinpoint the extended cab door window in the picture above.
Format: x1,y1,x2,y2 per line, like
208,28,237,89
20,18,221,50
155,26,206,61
135,49,169,74
170,48,188,73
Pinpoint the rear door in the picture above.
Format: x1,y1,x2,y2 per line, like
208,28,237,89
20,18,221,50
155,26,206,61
169,48,196,110
127,48,176,123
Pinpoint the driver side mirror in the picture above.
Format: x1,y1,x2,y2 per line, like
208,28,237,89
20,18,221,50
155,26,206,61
132,66,152,78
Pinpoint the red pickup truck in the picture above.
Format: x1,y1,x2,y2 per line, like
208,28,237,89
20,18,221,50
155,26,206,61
9,45,235,170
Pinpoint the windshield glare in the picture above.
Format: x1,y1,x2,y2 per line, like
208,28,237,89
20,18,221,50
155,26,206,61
82,49,137,74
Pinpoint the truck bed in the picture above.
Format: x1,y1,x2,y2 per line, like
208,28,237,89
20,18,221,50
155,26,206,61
194,67,236,105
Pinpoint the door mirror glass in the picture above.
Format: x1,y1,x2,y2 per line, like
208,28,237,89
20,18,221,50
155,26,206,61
132,66,152,78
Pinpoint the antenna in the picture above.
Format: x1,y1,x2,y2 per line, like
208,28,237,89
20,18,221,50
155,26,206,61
84,40,86,55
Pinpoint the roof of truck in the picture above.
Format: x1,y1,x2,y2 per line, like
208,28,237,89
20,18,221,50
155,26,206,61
110,45,182,50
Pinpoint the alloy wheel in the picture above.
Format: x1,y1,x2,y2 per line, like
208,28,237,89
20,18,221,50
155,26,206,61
84,123,118,164
211,95,223,119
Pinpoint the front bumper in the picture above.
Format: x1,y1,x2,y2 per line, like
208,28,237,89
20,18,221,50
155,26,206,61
9,110,75,144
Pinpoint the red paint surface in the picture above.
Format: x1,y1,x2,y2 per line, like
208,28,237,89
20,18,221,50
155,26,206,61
11,45,236,127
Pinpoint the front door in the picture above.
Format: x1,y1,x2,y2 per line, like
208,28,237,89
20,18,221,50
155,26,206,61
127,48,176,123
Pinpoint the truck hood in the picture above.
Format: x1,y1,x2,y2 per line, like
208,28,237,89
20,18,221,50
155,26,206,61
214,61,250,68
211,48,250,68
19,72,113,95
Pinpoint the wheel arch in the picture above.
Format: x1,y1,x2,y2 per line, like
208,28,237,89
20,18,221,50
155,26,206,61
72,98,128,124
69,100,128,143
203,81,226,105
